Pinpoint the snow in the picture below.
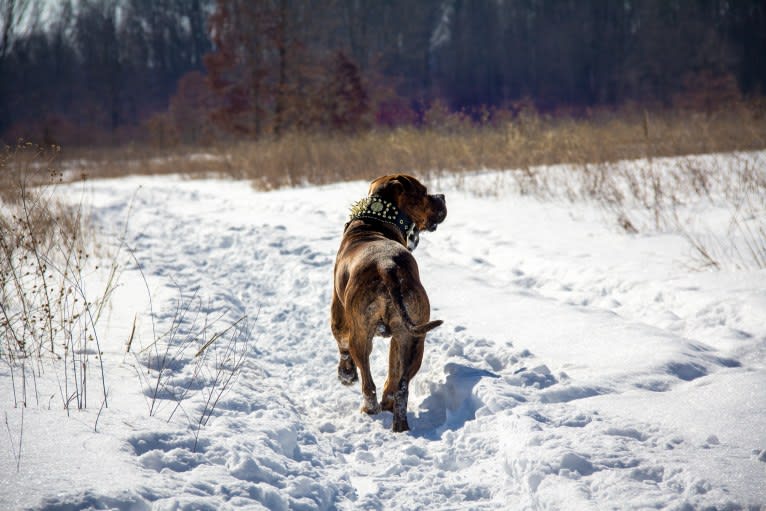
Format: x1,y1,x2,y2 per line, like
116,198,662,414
2,155,765,510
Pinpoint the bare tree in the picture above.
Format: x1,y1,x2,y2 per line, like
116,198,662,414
0,0,35,59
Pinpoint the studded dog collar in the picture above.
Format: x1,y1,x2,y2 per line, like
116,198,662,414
347,195,420,250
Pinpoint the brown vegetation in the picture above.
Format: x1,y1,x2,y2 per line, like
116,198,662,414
58,102,766,190
46,101,766,272
1,142,114,411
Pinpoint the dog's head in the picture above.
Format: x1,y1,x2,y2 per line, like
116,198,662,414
368,174,447,233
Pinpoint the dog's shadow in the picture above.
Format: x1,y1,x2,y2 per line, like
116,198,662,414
405,362,499,439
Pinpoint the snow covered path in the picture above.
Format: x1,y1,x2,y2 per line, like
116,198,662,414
2,170,765,510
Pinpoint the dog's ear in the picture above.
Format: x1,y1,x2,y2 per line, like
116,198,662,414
369,176,405,201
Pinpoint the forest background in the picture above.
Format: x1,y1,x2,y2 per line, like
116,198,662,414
1,0,765,179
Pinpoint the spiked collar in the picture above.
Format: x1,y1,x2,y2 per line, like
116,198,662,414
347,195,420,250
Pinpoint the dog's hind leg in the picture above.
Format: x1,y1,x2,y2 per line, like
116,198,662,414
349,330,381,415
381,340,401,412
389,334,425,432
381,335,424,412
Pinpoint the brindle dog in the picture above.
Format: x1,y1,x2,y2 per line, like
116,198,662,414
330,174,447,432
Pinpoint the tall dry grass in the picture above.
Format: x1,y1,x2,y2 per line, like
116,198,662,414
1,142,115,413
60,103,766,188
52,102,766,270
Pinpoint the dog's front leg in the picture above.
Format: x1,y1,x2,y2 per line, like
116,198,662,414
337,350,358,385
332,297,359,385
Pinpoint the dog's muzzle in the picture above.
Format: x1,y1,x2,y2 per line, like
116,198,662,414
427,194,447,232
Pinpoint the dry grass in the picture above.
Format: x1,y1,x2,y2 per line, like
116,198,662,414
31,102,766,270
59,103,766,189
1,142,115,412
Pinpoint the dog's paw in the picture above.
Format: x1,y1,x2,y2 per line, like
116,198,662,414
338,354,358,385
380,393,394,412
361,395,381,415
391,385,410,432
392,417,410,432
338,367,358,385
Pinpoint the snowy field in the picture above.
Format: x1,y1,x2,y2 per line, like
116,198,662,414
2,154,765,510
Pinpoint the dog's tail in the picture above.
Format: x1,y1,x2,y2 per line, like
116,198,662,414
409,320,443,335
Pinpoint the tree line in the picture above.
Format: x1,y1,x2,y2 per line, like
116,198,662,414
1,0,764,145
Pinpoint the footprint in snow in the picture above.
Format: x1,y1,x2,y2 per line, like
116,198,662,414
508,364,557,389
605,427,649,442
559,452,597,477
415,363,500,433
127,432,208,473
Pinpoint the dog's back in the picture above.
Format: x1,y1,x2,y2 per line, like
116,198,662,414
333,228,440,341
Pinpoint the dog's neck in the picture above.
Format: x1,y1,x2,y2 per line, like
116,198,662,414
347,195,420,250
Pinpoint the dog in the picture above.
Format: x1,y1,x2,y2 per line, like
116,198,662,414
330,174,447,432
